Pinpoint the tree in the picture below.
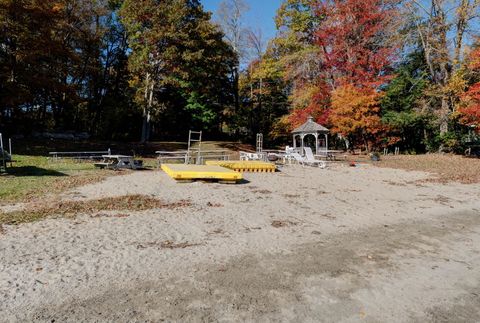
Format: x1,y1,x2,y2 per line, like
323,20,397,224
0,0,135,138
329,84,384,151
275,0,324,122
217,0,249,59
315,0,398,89
459,47,480,132
121,0,237,141
381,50,432,151
0,0,79,133
406,0,480,135
315,0,398,150
238,51,289,142
216,0,249,134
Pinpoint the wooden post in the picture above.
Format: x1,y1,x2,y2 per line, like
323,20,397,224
0,133,4,171
8,138,12,167
301,134,305,155
325,134,328,155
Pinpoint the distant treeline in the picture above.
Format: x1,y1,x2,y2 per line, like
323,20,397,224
0,0,240,142
1,0,480,152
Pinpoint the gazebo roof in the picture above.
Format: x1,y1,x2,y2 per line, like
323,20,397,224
292,116,329,134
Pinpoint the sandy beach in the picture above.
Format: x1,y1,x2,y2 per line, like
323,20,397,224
1,163,480,322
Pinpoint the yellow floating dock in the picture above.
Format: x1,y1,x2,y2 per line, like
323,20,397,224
205,160,276,173
161,164,242,183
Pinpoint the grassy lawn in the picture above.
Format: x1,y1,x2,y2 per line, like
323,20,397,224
0,155,114,204
0,141,244,205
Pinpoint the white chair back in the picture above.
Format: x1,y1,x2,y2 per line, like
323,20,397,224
304,147,316,161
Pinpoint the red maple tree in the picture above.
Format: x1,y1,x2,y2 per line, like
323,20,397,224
315,0,397,89
460,48,480,132
302,0,398,148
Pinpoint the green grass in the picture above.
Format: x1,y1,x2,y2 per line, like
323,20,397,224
0,141,244,205
0,155,107,204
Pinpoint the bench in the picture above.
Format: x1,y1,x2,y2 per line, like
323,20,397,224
49,149,111,161
156,151,189,167
156,150,231,166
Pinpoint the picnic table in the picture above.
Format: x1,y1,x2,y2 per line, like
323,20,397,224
94,155,141,170
315,150,347,161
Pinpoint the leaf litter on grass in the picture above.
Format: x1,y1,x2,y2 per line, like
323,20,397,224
0,195,192,225
375,154,480,184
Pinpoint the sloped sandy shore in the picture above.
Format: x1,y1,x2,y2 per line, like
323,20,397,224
1,164,480,322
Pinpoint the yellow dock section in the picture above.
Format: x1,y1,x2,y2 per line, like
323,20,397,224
161,164,242,183
205,160,276,173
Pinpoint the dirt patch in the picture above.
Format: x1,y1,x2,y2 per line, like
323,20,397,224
271,220,298,228
283,193,301,198
90,213,130,219
0,195,192,225
206,202,223,207
208,228,226,235
319,213,336,220
432,195,454,205
136,240,202,250
383,180,407,186
252,189,273,194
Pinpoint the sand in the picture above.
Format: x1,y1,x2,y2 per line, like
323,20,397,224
1,164,480,322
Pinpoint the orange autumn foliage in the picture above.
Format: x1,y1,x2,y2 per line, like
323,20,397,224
329,84,384,148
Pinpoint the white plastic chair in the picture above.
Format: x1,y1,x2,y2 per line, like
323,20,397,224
304,147,326,168
240,151,262,161
292,149,326,168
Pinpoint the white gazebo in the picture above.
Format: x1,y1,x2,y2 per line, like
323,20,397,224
292,116,329,155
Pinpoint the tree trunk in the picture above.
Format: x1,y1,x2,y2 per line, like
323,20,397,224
363,135,370,153
141,73,154,143
439,95,450,134
233,66,239,137
141,109,151,143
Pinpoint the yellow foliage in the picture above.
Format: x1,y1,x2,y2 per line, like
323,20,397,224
51,2,64,13
444,68,468,100
290,84,318,110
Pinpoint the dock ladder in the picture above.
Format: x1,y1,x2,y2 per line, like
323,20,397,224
256,133,263,153
187,130,202,164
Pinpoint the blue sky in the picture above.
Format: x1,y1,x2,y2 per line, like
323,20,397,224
200,0,282,43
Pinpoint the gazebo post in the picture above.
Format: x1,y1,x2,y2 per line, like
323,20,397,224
300,134,305,154
325,134,328,154
293,135,296,150
314,133,319,155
